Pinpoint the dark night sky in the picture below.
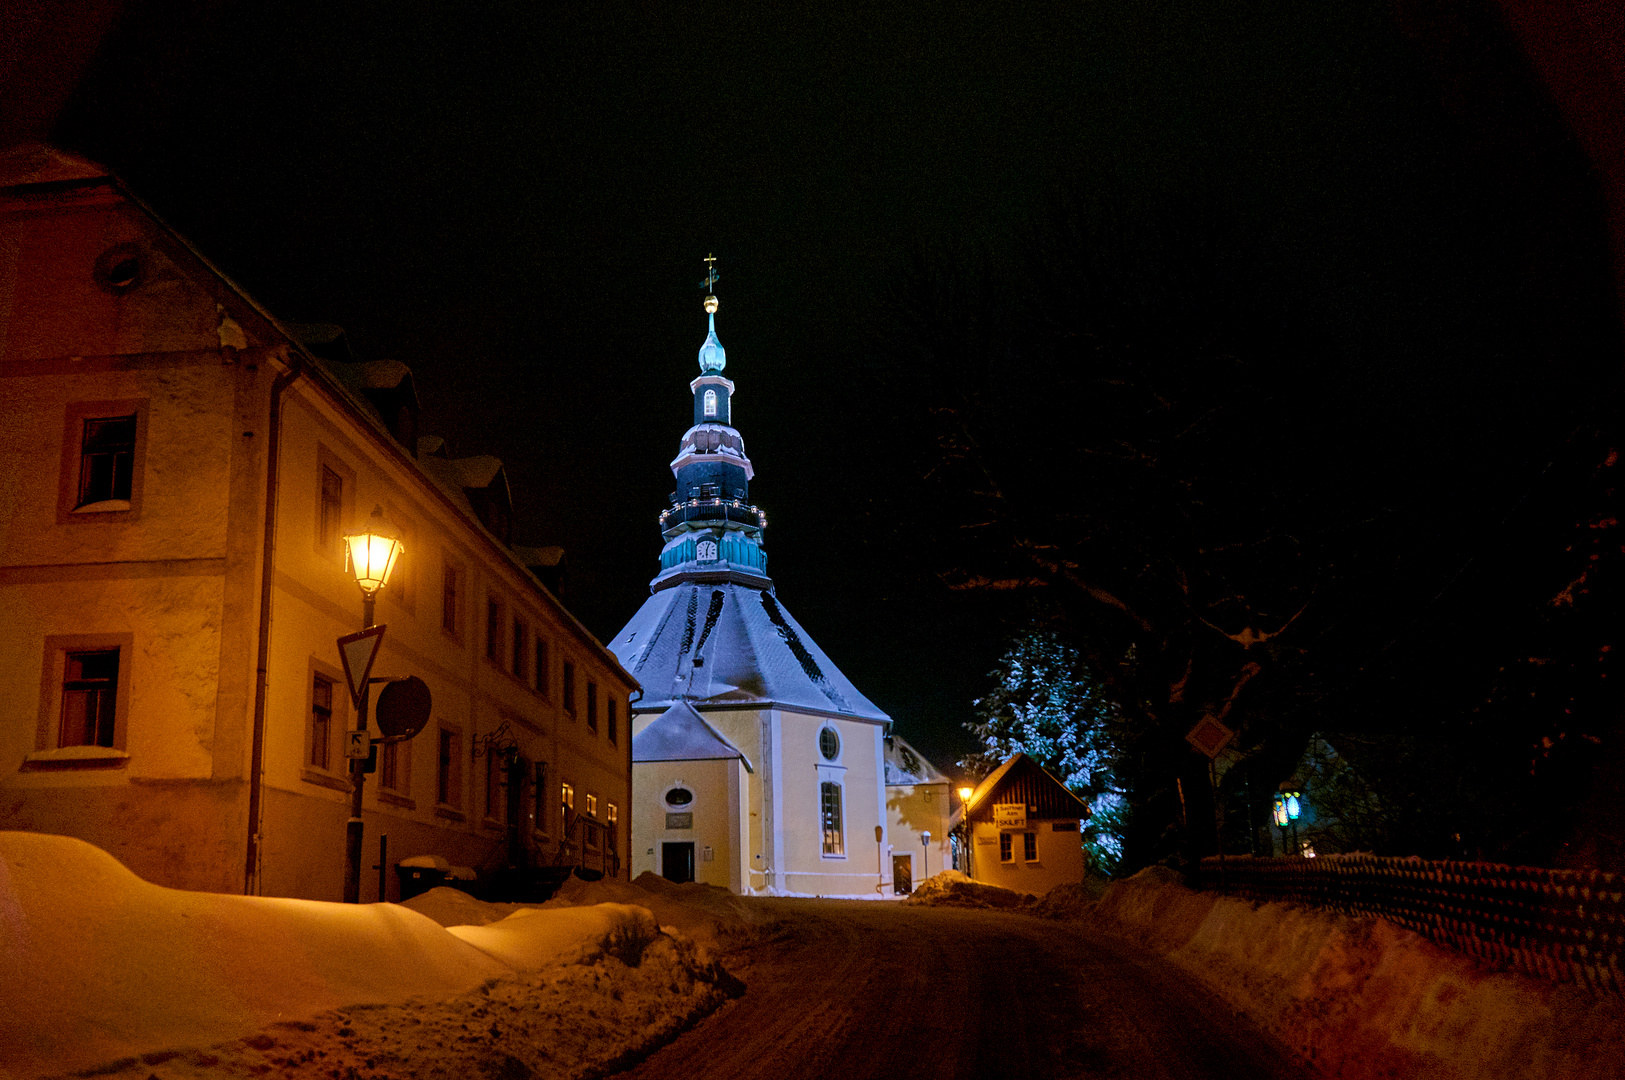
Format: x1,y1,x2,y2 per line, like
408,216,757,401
25,0,1621,770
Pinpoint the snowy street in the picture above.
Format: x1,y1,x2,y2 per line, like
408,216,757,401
614,898,1301,1080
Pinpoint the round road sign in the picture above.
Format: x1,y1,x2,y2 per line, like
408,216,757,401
375,675,431,741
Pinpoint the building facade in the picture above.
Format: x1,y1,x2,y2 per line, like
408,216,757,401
956,753,1089,896
613,283,894,896
0,146,634,900
884,733,954,893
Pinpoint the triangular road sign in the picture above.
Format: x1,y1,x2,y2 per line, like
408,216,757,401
337,625,386,712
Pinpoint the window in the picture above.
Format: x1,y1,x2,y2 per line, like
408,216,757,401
512,618,526,679
486,598,502,662
60,650,119,748
318,466,343,551
534,637,549,696
586,793,598,818
586,682,598,733
309,674,334,769
820,782,844,856
1023,831,1039,862
818,727,840,761
562,661,576,716
607,697,618,745
561,782,575,815
76,416,136,508
437,728,462,807
665,787,693,807
380,739,409,796
703,388,717,417
441,562,460,635
606,803,619,850
1000,832,1014,863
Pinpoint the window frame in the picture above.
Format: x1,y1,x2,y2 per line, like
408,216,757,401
57,400,149,525
586,681,598,734
607,696,618,745
1000,832,1014,863
820,781,845,858
32,634,134,761
300,658,351,792
378,736,413,806
436,725,464,812
511,617,527,680
1023,830,1039,862
380,505,416,615
485,595,504,665
313,445,355,564
534,636,550,697
440,555,464,642
703,388,718,417
562,660,576,717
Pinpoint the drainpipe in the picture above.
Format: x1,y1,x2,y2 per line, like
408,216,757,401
243,357,304,895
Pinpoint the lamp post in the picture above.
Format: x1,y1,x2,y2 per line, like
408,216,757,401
1273,786,1303,857
921,830,931,881
342,506,403,903
958,785,975,880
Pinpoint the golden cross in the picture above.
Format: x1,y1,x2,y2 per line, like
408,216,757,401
703,252,719,293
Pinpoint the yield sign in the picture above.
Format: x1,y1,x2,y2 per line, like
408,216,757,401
337,625,386,711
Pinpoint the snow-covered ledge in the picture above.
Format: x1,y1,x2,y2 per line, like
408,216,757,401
70,499,132,514
24,746,130,765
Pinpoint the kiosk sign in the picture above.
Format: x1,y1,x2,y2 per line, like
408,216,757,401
993,802,1027,830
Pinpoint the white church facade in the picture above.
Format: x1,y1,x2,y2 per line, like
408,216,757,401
611,276,896,896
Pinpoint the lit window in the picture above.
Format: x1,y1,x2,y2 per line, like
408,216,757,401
820,782,844,856
586,793,598,818
561,782,575,813
77,416,135,508
607,803,618,824
703,388,717,417
309,674,333,769
606,803,619,851
61,650,119,748
1000,832,1014,862
1023,831,1038,861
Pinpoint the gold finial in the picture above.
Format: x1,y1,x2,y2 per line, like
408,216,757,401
702,253,720,312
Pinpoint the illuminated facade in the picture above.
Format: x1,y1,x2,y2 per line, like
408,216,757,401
613,282,896,895
0,146,633,899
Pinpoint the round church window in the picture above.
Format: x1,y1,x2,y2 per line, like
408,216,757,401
665,787,694,807
818,727,840,761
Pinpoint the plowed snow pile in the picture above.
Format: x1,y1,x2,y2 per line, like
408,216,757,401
902,869,1034,908
0,833,741,1080
1074,866,1625,1080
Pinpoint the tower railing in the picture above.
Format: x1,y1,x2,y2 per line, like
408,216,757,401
659,497,766,529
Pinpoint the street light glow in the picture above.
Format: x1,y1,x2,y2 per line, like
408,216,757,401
345,506,404,595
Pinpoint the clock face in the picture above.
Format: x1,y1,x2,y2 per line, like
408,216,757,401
696,540,718,562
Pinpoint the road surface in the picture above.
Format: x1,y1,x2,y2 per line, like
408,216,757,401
613,899,1301,1080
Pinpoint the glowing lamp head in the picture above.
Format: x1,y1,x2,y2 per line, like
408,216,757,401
1285,791,1302,821
344,505,404,595
958,786,974,804
1272,794,1289,827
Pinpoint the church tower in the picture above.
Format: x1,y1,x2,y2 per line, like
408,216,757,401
611,262,892,896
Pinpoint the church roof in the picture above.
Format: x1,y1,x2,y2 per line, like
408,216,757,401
611,581,890,724
884,734,950,785
632,700,753,770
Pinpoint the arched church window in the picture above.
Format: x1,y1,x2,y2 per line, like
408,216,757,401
818,727,840,761
703,389,717,417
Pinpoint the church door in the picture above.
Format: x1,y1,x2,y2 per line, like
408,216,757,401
892,854,913,895
662,841,695,884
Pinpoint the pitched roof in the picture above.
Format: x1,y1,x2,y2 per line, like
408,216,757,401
960,753,1090,823
632,700,753,770
884,734,949,785
611,582,890,724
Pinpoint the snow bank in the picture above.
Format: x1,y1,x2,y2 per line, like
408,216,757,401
903,869,1035,909
0,833,740,1080
1080,867,1625,1080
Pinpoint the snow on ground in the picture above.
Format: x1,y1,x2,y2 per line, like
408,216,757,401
0,833,741,1080
1059,866,1625,1080
902,869,1036,909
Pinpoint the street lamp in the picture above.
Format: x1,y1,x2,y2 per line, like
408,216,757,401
957,785,975,880
1273,786,1303,857
341,506,403,903
921,830,931,881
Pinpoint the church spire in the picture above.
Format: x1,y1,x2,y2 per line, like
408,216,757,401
648,256,769,591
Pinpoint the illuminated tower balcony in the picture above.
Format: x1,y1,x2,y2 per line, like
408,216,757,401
659,496,766,534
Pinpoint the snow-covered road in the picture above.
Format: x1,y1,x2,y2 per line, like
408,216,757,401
613,898,1303,1080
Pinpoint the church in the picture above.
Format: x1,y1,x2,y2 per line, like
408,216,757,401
613,273,895,896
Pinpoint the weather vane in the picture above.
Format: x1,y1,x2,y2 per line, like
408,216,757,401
701,253,720,312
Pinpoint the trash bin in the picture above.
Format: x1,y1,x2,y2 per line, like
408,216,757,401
395,864,448,901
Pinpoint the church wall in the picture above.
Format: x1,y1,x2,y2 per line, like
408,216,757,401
692,707,773,890
887,780,953,891
630,756,740,889
778,710,888,896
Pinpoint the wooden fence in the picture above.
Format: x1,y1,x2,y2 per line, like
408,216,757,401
1200,853,1624,995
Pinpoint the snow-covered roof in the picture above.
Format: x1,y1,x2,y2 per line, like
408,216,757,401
884,733,949,785
611,582,890,724
962,752,1090,822
632,700,754,771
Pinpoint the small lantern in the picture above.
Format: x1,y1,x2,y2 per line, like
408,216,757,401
1284,790,1302,821
958,785,974,806
345,506,404,596
1272,794,1289,827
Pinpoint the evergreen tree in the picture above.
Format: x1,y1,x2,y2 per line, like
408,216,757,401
964,629,1127,873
